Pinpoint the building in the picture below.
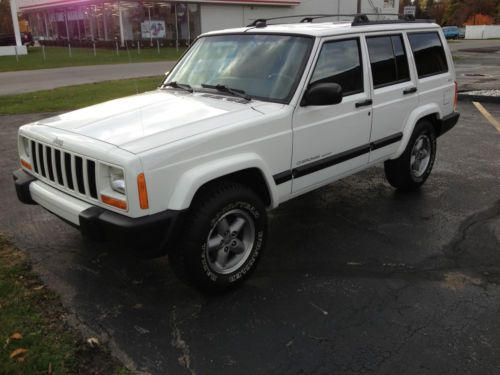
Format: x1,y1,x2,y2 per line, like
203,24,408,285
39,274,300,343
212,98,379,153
16,0,400,48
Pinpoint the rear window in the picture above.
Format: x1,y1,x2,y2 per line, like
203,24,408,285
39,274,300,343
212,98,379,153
408,32,448,78
366,35,410,88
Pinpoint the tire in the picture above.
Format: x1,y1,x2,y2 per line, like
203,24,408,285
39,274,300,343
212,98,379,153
384,120,437,191
169,181,267,293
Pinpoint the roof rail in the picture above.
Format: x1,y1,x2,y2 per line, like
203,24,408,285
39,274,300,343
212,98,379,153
247,13,432,28
247,14,333,27
351,13,435,26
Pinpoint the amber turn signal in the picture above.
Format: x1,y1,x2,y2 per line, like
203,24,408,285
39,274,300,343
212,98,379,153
21,159,32,170
137,173,149,209
101,194,127,210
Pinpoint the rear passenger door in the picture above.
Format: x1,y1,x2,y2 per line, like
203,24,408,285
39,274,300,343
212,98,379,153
365,33,418,162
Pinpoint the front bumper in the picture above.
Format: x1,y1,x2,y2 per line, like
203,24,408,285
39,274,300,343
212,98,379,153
13,169,182,255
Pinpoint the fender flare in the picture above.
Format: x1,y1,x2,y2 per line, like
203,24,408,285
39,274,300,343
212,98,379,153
167,153,278,210
391,103,443,159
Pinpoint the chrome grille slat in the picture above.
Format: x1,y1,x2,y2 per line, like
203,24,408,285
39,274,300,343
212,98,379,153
27,139,98,201
64,152,74,190
42,145,50,179
70,154,78,194
31,141,39,173
51,147,59,184
75,156,85,194
60,150,68,188
46,146,55,181
38,143,46,177
82,159,90,197
54,149,63,185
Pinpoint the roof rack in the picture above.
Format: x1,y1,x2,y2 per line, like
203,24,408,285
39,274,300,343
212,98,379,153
247,13,432,28
351,13,435,25
247,14,334,28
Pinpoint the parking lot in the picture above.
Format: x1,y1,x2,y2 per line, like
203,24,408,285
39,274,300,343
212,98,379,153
0,99,498,374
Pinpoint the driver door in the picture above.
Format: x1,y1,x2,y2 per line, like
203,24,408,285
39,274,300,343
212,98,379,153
291,36,373,193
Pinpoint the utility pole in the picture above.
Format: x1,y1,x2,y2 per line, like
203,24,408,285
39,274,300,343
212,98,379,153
10,0,23,49
357,0,362,13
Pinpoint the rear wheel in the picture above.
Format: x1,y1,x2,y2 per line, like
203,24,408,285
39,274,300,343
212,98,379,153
384,120,436,191
169,181,267,292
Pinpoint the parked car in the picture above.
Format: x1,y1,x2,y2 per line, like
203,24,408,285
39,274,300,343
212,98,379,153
443,26,459,39
0,32,33,46
14,15,459,292
458,27,465,39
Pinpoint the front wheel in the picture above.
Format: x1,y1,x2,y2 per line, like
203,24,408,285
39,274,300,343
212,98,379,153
169,181,267,292
384,120,437,191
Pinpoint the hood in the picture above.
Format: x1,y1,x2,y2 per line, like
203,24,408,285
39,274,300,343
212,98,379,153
33,89,281,154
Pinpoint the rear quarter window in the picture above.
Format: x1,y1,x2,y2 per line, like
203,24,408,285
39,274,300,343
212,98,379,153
408,32,448,78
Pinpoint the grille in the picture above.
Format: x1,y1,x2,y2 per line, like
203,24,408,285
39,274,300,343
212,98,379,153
30,139,99,200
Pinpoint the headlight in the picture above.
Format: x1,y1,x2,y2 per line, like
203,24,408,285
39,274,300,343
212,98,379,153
109,167,126,194
22,137,30,158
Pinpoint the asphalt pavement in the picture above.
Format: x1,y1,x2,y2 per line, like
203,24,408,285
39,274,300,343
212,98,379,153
450,39,500,92
0,101,499,374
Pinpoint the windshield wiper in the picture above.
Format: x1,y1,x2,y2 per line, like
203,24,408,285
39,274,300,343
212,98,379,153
201,84,251,101
163,81,193,93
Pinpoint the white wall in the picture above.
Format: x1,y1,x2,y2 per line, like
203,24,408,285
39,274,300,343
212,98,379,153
0,46,28,56
201,0,399,33
465,25,500,40
200,4,246,33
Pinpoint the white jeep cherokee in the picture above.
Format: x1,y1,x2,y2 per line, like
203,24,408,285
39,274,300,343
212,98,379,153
14,15,459,291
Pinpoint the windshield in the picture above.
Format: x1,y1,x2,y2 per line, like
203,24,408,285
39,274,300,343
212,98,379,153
164,34,313,103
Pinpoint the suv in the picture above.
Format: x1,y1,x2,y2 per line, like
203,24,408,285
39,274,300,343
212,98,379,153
13,15,459,292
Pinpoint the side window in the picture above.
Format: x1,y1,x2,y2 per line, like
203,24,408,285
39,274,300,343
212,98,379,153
310,38,363,96
408,32,448,78
366,35,410,88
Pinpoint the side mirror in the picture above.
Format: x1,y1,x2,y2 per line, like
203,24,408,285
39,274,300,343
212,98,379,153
164,71,170,76
302,83,343,106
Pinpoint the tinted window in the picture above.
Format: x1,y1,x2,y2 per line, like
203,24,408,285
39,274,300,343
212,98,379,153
392,36,410,82
310,39,363,96
408,32,448,78
366,35,410,88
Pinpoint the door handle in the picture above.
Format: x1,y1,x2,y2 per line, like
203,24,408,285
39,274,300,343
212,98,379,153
355,99,372,108
403,87,417,95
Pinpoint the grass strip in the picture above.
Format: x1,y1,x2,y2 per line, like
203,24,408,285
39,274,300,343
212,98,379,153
0,235,132,375
0,46,185,72
0,76,162,115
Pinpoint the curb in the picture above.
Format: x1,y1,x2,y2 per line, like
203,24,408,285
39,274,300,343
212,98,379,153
458,94,500,104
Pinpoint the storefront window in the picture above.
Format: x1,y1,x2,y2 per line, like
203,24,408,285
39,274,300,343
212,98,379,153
22,1,202,44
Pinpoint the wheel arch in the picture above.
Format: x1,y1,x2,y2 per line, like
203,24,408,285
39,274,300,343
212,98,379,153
392,104,443,159
167,153,277,211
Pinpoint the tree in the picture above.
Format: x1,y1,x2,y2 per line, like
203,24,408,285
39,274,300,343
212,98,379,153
429,0,448,24
0,0,14,34
464,13,494,25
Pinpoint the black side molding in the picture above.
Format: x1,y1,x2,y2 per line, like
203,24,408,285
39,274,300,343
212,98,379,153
273,170,293,185
294,144,371,179
273,132,403,185
370,132,403,151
